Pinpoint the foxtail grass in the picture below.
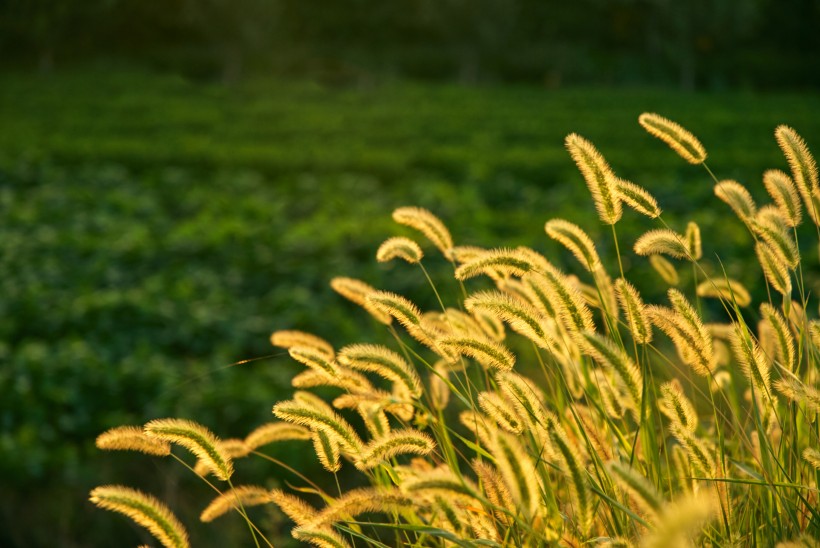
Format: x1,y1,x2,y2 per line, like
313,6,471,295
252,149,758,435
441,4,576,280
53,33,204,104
93,116,820,547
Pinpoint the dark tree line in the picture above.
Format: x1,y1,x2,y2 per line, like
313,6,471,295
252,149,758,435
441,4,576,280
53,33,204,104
1,0,818,88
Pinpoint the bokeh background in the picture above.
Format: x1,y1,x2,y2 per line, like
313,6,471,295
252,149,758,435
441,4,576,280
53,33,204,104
1,1,819,546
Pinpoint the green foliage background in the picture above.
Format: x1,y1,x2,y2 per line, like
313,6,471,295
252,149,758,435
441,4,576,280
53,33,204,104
1,70,820,545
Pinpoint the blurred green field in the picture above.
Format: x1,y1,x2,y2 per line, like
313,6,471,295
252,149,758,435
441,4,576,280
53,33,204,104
2,70,820,546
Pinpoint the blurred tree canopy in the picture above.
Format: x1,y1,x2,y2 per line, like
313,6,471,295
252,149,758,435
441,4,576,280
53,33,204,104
1,0,819,86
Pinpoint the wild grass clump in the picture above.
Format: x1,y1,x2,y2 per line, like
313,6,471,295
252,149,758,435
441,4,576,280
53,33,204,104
92,115,820,546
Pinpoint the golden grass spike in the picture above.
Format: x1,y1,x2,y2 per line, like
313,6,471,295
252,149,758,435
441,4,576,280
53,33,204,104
760,303,796,372
355,429,435,470
696,278,752,307
200,486,273,523
244,422,312,450
392,206,454,258
292,526,351,548
96,426,171,456
144,419,233,481
672,428,716,478
329,277,392,325
438,335,515,371
634,229,690,259
545,218,602,271
615,177,661,218
647,305,715,376
642,491,718,548
465,290,552,349
89,485,189,548
607,461,663,520
659,382,698,433
273,400,364,454
581,331,642,412
668,289,713,351
270,489,318,526
752,215,800,268
764,169,802,227
338,343,422,397
376,236,424,264
775,125,819,224
638,112,707,164
685,222,702,260
478,392,524,434
472,460,516,526
289,345,338,376
565,133,623,224
615,278,653,344
755,241,792,297
804,448,820,470
454,247,540,280
714,180,757,223
309,488,413,528
774,377,820,413
649,254,680,285
270,330,335,359
549,426,592,535
542,263,596,335
312,430,342,472
497,371,550,430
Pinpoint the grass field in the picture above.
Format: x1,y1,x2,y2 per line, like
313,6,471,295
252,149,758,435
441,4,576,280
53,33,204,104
2,69,820,546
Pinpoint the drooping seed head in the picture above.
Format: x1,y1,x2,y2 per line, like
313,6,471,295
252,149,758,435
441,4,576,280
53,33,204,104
565,133,623,224
615,178,661,218
763,169,802,227
144,418,234,480
638,112,707,164
89,485,190,548
545,218,602,271
775,125,819,224
755,241,792,297
714,180,757,224
200,486,273,523
376,236,424,264
96,426,172,456
614,278,653,344
270,330,335,360
634,229,690,260
392,206,454,258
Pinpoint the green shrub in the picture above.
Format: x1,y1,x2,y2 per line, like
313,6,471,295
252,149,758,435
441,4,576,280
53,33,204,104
92,114,820,546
